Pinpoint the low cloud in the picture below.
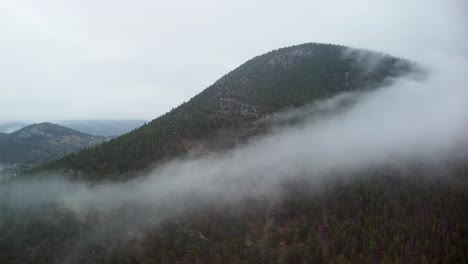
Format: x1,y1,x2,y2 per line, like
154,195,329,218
1,44,467,262
2,51,468,225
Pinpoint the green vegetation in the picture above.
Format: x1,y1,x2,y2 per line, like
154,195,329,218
138,174,467,264
38,43,414,179
1,172,466,263
0,123,108,166
3,43,464,264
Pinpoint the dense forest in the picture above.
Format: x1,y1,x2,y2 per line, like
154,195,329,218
37,43,415,179
0,123,108,166
3,43,465,264
1,170,466,263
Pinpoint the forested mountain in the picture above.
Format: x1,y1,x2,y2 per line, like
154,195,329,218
2,43,466,264
0,123,109,166
0,120,146,137
39,43,414,179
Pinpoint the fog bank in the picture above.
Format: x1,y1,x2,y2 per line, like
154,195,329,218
2,52,468,230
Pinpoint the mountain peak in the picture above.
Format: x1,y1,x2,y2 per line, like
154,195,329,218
38,43,417,179
12,122,87,138
0,122,109,167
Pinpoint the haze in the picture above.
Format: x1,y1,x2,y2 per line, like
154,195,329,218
0,0,466,122
3,48,468,225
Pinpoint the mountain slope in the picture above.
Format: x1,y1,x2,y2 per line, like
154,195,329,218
0,123,109,166
3,43,466,264
39,43,415,178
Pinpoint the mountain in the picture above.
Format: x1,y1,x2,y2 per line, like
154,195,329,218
0,120,146,137
0,122,109,167
58,120,147,136
2,43,466,264
39,43,415,178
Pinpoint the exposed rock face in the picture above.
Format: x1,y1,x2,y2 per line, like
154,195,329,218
0,123,110,166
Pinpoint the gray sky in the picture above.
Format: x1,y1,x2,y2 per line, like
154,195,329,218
0,0,466,122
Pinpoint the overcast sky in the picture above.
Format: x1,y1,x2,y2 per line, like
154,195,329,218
0,0,466,123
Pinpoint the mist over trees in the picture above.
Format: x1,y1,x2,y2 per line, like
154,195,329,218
0,0,467,262
37,44,415,179
0,43,467,263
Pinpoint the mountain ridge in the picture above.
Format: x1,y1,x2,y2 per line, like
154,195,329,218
37,43,417,179
0,122,109,167
3,43,466,264
0,120,147,136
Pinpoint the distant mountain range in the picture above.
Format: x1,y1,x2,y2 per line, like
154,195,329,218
0,122,110,167
0,120,146,136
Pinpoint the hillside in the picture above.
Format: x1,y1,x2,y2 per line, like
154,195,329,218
0,123,109,167
2,43,466,264
39,43,415,179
